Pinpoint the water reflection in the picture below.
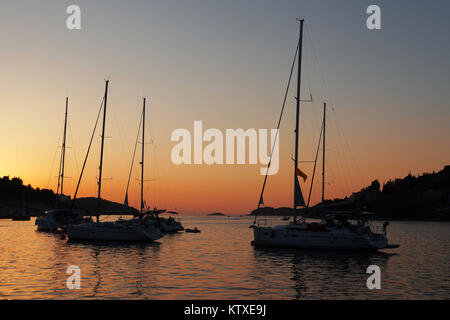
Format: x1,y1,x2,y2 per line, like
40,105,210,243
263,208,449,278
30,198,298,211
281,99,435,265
1,218,447,299
65,240,161,298
252,247,394,299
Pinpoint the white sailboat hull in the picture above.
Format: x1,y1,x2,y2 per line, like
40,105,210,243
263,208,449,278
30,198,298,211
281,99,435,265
66,222,162,242
252,225,388,251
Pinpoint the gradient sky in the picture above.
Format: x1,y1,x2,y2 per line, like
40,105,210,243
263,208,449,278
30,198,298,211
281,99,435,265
0,0,449,214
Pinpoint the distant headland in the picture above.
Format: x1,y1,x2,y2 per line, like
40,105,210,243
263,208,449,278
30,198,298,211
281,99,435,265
207,212,226,216
0,176,138,219
251,165,450,221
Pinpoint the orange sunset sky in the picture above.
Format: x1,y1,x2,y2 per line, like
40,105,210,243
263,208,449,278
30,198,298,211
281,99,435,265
0,1,449,215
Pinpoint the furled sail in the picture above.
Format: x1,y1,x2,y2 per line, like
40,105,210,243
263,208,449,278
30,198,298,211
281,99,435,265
258,194,264,206
294,176,305,207
124,192,129,207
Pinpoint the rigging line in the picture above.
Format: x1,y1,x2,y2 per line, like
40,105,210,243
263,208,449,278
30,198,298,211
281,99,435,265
71,95,105,206
331,108,365,188
327,117,350,195
68,122,81,189
46,123,64,190
306,119,324,208
326,117,350,197
306,24,356,195
305,24,334,107
125,107,144,204
305,25,363,196
302,45,319,147
327,154,347,197
254,42,299,224
153,139,177,211
148,141,160,209
56,147,63,196
113,102,131,165
329,112,355,195
153,147,166,210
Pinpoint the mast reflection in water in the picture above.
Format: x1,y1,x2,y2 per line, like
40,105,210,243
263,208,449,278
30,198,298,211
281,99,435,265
0,216,448,299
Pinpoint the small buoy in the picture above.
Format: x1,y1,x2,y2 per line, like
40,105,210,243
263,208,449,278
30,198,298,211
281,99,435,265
250,240,255,246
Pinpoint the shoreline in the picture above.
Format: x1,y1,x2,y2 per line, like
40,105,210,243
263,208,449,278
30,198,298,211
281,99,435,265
247,214,450,222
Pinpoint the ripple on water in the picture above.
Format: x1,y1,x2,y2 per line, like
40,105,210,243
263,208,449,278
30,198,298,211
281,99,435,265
0,218,449,299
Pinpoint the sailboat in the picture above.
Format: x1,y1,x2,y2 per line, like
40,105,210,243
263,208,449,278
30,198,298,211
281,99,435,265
250,19,398,251
122,98,184,234
66,83,162,242
36,97,86,232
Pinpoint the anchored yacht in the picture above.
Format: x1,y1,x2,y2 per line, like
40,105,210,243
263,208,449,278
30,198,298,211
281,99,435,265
251,19,398,251
252,213,394,251
66,83,163,242
66,218,162,241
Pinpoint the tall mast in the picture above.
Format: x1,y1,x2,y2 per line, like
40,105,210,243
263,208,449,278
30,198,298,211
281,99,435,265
140,98,146,217
293,19,304,224
97,80,109,222
60,97,68,198
322,102,326,203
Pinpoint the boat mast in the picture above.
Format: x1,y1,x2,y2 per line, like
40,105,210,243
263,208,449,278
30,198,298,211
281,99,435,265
293,19,304,224
322,102,326,203
60,97,68,199
140,97,146,217
97,80,109,222
56,97,68,208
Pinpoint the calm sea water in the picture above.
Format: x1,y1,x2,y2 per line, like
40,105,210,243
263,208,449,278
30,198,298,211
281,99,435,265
0,216,448,299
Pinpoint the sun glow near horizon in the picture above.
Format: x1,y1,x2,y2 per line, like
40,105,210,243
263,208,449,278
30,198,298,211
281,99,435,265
1,1,449,215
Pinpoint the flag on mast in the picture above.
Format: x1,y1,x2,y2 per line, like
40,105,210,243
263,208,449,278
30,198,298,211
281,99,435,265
296,167,308,182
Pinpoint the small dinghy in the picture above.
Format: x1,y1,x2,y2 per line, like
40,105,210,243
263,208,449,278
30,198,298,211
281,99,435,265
384,244,400,249
185,227,201,233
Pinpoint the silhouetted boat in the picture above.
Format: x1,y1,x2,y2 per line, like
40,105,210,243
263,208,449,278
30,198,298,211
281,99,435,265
140,209,184,233
67,83,162,242
36,208,85,231
185,228,201,233
250,19,398,251
121,104,184,234
36,98,87,232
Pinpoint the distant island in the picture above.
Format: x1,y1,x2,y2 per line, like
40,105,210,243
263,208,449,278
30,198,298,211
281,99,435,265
251,165,450,221
250,207,294,216
0,176,138,219
72,197,139,216
207,212,226,216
